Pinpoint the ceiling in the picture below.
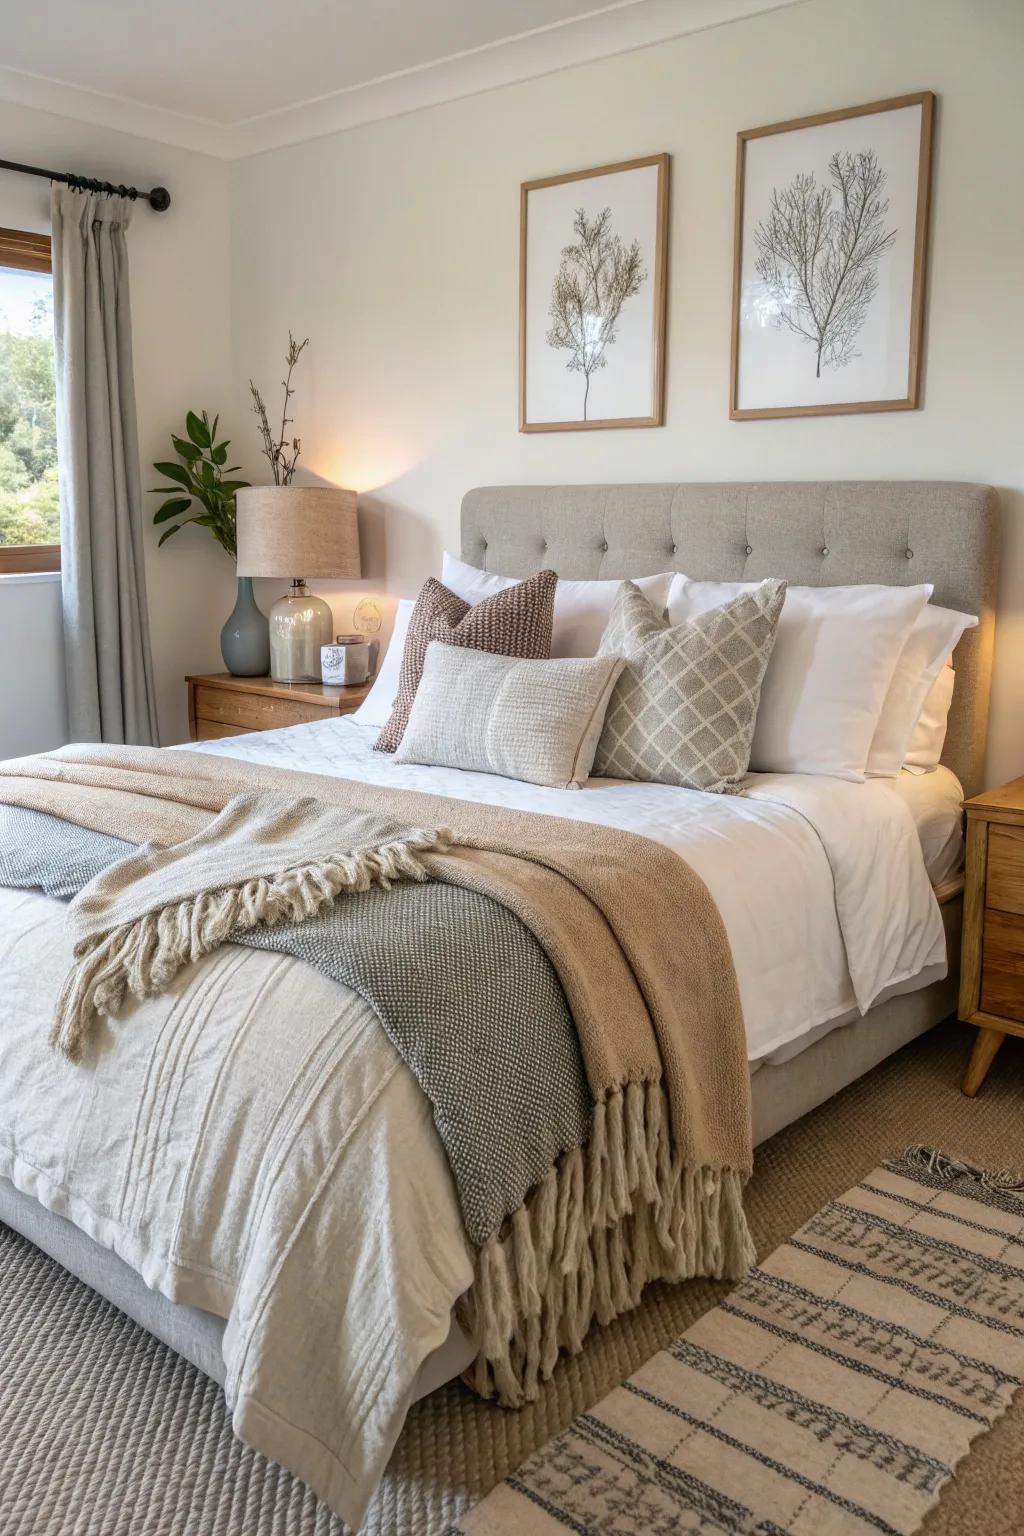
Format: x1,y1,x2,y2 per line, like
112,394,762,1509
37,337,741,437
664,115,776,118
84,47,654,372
0,0,798,158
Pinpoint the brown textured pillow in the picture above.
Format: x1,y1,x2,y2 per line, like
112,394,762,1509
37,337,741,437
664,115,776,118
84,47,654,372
374,569,558,752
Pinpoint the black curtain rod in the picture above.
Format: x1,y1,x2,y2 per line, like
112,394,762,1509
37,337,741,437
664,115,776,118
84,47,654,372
0,157,170,212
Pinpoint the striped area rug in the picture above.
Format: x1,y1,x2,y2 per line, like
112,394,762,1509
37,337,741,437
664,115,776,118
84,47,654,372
453,1147,1024,1536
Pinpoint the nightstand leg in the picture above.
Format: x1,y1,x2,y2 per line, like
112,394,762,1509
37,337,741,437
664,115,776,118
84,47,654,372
962,1026,1007,1097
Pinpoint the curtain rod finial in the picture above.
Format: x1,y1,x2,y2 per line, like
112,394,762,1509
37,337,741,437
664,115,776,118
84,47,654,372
149,187,171,213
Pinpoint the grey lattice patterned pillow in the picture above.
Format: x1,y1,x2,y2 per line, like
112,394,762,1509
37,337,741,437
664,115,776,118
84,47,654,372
375,569,557,753
593,578,787,792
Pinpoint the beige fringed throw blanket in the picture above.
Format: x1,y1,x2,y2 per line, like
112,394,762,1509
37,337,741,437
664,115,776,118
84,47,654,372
0,744,754,1404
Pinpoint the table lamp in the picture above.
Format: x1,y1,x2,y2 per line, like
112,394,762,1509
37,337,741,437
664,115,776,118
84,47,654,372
236,486,361,683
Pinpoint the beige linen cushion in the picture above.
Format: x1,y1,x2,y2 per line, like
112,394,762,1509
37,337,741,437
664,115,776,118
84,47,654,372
375,570,557,753
594,578,787,793
394,642,625,789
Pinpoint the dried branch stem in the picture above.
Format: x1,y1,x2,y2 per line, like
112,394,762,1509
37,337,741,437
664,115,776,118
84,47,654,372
249,332,310,485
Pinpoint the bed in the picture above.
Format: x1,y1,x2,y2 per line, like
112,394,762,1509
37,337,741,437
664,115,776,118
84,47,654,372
0,479,1000,1527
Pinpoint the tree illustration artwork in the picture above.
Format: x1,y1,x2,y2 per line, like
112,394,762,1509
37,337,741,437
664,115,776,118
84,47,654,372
546,207,647,420
753,149,897,378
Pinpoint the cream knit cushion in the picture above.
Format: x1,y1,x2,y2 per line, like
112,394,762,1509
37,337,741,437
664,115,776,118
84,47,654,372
594,579,787,792
375,571,557,753
394,643,625,789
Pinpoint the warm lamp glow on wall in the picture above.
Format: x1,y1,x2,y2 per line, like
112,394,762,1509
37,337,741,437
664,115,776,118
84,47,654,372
236,487,361,683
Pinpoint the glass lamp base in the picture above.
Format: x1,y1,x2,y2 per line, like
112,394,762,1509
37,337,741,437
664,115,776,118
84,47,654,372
269,581,334,683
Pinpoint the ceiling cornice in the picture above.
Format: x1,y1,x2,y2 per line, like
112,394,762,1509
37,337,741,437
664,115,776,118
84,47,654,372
0,0,801,162
0,66,231,159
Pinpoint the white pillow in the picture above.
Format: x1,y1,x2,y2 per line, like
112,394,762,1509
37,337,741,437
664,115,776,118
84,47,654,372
442,553,672,658
866,605,977,777
350,599,414,728
904,664,956,773
667,577,933,781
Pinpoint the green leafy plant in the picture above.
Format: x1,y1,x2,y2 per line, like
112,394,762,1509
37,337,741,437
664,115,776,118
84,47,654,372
151,410,249,558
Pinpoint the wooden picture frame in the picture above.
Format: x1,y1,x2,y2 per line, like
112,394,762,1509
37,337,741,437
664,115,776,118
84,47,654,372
519,153,669,433
730,92,934,420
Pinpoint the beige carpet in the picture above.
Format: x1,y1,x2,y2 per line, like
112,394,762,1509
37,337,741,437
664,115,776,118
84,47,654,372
1,1019,1021,1534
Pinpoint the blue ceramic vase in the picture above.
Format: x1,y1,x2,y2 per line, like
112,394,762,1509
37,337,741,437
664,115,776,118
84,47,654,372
220,576,270,676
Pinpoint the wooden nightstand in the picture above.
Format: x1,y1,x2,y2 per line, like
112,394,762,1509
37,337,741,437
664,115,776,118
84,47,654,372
959,776,1024,1095
186,673,371,742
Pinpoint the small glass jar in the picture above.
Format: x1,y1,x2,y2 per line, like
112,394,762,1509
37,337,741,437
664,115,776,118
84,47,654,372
321,634,371,686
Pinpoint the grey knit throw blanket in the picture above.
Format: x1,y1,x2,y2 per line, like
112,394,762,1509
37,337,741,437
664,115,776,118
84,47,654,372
0,804,590,1249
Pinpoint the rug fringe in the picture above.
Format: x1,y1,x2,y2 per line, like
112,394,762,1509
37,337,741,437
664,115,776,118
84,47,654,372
51,828,450,1062
901,1145,1024,1202
459,1080,755,1405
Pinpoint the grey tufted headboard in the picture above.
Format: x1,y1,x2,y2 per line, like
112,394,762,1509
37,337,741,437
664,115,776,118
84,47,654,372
461,482,1000,797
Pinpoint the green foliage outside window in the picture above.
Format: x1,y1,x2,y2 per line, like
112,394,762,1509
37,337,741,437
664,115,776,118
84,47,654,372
0,291,59,547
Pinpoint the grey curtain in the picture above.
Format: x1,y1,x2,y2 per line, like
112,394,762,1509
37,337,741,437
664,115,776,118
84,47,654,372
52,185,159,746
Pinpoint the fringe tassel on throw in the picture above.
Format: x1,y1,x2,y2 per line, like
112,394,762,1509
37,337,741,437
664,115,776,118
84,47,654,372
51,829,450,1062
459,1080,755,1406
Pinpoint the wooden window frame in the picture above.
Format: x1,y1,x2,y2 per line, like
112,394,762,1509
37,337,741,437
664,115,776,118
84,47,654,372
0,228,59,575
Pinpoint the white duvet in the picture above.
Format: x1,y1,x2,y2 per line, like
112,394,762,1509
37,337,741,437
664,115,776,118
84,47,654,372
187,715,951,1064
0,719,951,1527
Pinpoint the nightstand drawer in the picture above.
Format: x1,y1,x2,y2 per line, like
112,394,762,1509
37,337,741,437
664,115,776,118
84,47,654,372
194,720,250,741
193,685,329,732
980,908,1024,1023
987,825,1024,916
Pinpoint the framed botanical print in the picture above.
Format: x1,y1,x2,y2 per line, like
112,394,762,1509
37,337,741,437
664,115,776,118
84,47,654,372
730,92,934,419
519,153,669,432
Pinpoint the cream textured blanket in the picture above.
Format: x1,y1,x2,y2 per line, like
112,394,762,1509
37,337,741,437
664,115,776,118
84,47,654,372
0,881,470,1531
51,791,448,1060
0,743,754,1410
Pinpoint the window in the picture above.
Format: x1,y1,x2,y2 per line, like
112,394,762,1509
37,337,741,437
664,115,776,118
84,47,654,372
0,228,58,574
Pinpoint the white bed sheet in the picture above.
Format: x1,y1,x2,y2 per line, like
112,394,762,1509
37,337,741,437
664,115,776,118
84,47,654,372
887,763,965,890
186,716,948,1067
744,766,964,1070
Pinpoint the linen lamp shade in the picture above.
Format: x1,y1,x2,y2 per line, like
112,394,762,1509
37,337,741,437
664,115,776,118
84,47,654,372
236,487,361,579
235,487,362,684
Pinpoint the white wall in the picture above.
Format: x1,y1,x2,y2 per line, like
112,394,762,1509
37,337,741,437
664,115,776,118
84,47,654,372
230,0,1024,786
0,102,234,754
0,574,66,756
